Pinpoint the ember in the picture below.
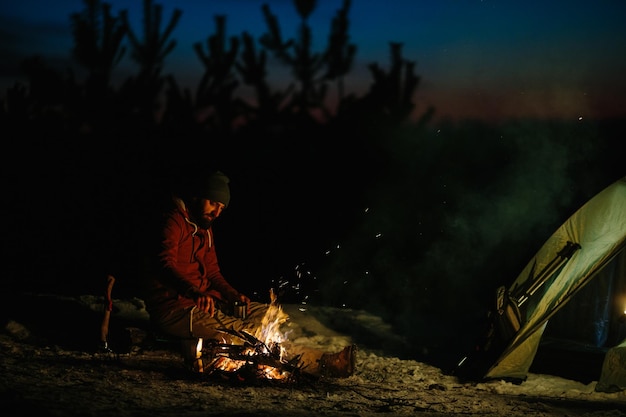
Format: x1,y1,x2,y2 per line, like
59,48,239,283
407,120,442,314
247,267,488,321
198,290,303,383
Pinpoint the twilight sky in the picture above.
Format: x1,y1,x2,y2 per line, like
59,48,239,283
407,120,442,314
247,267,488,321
1,0,625,123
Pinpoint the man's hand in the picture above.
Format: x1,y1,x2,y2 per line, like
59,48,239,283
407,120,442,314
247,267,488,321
195,294,216,316
235,293,251,315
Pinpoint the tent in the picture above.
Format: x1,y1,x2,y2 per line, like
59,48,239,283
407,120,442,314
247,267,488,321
455,176,626,392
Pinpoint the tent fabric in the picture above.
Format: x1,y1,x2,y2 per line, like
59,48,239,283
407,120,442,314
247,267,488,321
484,176,626,381
597,338,626,393
546,254,624,347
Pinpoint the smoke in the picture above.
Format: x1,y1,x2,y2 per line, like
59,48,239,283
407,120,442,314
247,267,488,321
314,119,617,347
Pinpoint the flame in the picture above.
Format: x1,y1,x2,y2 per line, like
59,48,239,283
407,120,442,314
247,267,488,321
254,289,289,352
208,289,292,380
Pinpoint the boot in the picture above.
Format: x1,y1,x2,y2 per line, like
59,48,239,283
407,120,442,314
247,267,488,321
318,344,357,378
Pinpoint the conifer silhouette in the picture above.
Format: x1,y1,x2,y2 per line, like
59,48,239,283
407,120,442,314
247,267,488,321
120,0,182,125
70,0,127,127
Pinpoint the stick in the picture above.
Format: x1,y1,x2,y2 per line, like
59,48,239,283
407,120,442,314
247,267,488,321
100,274,116,351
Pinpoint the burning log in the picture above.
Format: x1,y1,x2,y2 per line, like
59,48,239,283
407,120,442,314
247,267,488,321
186,290,312,384
199,328,305,383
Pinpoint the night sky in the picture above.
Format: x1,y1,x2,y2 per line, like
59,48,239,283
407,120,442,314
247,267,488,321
1,0,626,122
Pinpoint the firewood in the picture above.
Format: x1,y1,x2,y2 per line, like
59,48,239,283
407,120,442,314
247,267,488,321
199,328,305,382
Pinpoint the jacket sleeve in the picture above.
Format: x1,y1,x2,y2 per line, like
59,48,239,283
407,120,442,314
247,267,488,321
158,210,205,298
202,229,240,302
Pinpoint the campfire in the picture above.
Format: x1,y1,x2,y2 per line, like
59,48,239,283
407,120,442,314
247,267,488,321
195,290,304,383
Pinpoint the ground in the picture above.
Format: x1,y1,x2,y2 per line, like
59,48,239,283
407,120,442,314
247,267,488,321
1,294,625,416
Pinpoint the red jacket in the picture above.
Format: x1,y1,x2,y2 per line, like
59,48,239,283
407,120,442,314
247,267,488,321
144,197,239,322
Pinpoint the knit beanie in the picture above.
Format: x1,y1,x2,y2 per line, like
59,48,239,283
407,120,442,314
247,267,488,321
199,171,231,207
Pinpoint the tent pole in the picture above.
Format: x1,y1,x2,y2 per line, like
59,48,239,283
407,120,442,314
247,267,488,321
515,241,581,307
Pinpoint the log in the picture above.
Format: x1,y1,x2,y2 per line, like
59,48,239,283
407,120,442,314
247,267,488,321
200,328,304,382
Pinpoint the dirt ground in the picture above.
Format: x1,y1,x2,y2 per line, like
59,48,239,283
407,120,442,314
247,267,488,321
1,294,625,417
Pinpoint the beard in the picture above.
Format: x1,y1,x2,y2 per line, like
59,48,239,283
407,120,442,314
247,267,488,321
197,216,214,229
189,200,215,229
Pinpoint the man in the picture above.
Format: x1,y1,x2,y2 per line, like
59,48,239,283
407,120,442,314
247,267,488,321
143,170,355,378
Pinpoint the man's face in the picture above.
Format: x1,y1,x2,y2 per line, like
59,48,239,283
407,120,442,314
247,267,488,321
192,198,226,229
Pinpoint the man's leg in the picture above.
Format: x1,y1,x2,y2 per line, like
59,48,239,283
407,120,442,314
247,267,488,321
282,343,357,378
190,301,270,342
